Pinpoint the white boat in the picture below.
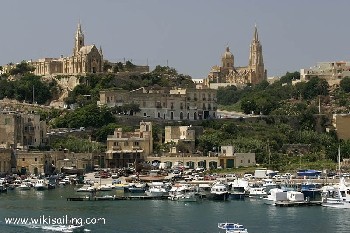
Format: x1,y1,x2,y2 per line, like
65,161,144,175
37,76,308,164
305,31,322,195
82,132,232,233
77,185,95,192
34,179,47,191
169,184,197,202
263,188,287,205
322,146,350,208
248,187,266,198
218,222,248,233
98,184,113,191
19,182,31,190
208,182,229,201
145,186,168,197
262,178,278,193
322,177,350,208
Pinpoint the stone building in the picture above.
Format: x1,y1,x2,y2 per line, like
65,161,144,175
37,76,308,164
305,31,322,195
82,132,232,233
218,146,256,169
16,151,47,175
29,23,103,76
105,122,153,168
204,26,267,88
99,86,217,121
16,150,94,175
332,114,350,140
164,125,203,153
0,111,22,149
0,111,46,149
0,149,12,174
300,61,350,86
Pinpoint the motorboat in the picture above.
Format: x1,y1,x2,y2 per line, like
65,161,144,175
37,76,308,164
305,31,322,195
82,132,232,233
263,188,287,205
218,222,248,233
77,185,95,192
248,187,267,198
208,182,229,201
34,179,47,191
300,181,322,202
229,179,247,200
127,183,146,193
262,178,278,193
98,184,113,191
145,185,168,197
322,177,350,208
168,184,197,202
19,182,31,190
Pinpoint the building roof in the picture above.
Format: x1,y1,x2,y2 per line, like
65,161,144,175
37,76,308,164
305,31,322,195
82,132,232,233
79,45,95,55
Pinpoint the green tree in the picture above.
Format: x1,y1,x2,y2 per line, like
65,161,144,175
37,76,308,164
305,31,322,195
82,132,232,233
340,77,350,93
9,61,35,75
125,60,136,70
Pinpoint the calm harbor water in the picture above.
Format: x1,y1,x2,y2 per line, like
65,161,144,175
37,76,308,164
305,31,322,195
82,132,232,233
0,186,349,233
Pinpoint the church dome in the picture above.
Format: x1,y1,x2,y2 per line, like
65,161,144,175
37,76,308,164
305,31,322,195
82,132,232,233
222,46,233,59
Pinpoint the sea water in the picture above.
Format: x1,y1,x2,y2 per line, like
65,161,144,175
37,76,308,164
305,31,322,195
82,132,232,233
0,186,349,233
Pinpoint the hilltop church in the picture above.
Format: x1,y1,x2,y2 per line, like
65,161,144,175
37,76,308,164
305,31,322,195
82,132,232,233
29,23,103,76
204,26,267,88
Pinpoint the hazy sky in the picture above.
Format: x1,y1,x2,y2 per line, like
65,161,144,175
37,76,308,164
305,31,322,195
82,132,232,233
1,0,349,79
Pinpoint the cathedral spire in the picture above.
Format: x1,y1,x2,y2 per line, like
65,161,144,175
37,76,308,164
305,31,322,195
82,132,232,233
73,22,85,55
254,24,259,42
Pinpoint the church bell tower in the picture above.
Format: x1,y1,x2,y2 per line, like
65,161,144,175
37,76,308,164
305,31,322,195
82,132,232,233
249,25,266,84
73,22,85,56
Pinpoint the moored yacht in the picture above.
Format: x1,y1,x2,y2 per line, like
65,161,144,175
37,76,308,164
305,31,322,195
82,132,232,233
218,222,248,233
322,177,350,208
208,182,229,201
34,179,47,191
263,188,287,205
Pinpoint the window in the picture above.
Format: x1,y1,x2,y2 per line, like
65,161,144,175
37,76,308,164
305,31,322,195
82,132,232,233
35,158,37,162
22,158,25,161
248,159,251,163
134,141,139,146
241,160,243,163
4,118,11,125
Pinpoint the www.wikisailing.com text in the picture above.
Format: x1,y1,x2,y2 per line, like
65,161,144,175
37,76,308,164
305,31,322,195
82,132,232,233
5,215,106,226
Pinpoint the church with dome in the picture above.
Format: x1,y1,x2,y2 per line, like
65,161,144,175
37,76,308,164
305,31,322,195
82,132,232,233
204,26,267,88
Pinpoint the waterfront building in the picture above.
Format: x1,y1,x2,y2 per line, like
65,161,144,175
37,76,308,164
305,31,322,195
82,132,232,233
16,151,46,175
204,25,267,89
148,145,255,170
0,149,12,174
99,86,217,121
0,110,46,149
16,150,93,175
105,122,153,168
300,61,350,86
218,146,256,168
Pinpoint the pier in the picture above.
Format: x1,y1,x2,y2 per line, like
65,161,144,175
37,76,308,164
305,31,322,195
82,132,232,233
67,195,170,201
274,201,322,207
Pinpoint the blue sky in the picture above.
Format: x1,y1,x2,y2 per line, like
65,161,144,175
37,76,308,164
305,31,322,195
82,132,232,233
1,0,349,78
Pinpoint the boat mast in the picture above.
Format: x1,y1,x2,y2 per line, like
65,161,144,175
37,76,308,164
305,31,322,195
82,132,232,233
338,145,341,174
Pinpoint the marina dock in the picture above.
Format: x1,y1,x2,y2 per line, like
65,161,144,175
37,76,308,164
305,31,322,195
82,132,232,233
274,201,322,207
67,195,170,201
